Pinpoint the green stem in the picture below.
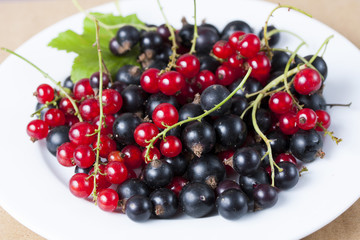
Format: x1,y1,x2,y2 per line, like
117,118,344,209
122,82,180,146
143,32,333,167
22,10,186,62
144,67,253,163
1,47,83,122
189,0,198,55
30,96,61,118
157,0,178,73
309,35,334,63
263,29,307,46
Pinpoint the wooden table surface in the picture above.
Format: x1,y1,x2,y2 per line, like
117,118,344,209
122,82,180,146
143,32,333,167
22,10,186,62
0,0,359,239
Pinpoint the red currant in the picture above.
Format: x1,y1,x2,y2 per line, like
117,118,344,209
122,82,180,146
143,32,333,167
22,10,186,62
176,54,200,78
228,31,245,49
212,40,234,59
141,147,162,162
26,119,49,141
73,145,96,168
122,145,143,169
152,103,179,129
224,54,244,69
195,70,216,93
98,188,119,212
134,123,159,147
315,110,331,131
269,91,293,114
108,150,125,163
65,115,79,127
246,53,271,84
236,33,261,58
89,165,111,191
105,161,128,184
56,142,76,167
278,112,299,135
69,173,94,198
102,89,123,114
35,84,54,104
158,71,186,95
160,136,182,158
69,122,96,146
140,68,160,94
79,98,100,121
296,108,317,130
275,153,297,166
92,135,117,158
293,68,322,95
177,82,198,105
44,108,66,127
59,98,75,115
92,114,115,136
216,65,236,86
73,78,94,100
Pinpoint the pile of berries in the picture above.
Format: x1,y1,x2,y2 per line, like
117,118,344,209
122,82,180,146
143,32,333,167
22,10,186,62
26,11,336,222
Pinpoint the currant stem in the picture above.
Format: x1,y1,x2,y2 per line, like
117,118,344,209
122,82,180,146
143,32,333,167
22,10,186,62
1,47,83,122
317,122,342,144
30,96,61,118
157,0,178,73
144,67,253,163
189,0,198,55
262,29,307,46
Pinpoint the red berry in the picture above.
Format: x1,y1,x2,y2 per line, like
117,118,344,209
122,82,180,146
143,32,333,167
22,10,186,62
89,165,111,191
108,150,125,163
44,108,66,127
93,135,117,158
59,98,75,115
166,176,188,197
160,136,182,158
296,108,317,130
152,103,179,129
105,161,128,184
73,145,96,168
89,71,110,89
177,82,198,105
56,142,76,167
212,40,234,59
73,78,94,100
216,65,236,86
134,123,159,147
102,89,123,114
122,145,143,169
228,31,246,49
35,84,54,104
224,54,244,69
315,110,331,131
278,112,299,135
69,122,96,146
79,98,100,121
176,54,200,78
69,173,94,198
92,114,115,136
275,153,297,166
98,188,119,212
195,70,217,93
65,115,79,127
247,54,271,84
26,119,49,140
293,68,322,95
269,92,293,114
158,71,186,95
236,33,261,58
140,68,160,94
141,147,162,162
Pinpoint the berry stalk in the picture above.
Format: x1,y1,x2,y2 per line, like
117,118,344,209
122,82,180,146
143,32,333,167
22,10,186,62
189,0,198,55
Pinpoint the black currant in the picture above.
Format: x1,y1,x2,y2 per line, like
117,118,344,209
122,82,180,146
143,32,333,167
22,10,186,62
216,189,248,220
231,96,249,116
62,76,74,91
164,154,189,176
121,85,147,113
113,113,142,145
117,178,150,200
298,92,327,111
200,84,231,116
195,26,220,54
267,130,289,154
290,129,323,163
216,180,242,196
150,188,178,219
275,162,299,190
115,65,142,85
115,25,140,55
253,184,278,210
145,92,179,117
221,20,252,40
125,195,152,222
232,147,261,176
46,126,70,156
271,51,290,73
143,159,173,189
214,114,247,148
140,31,163,52
239,167,270,197
197,54,221,72
259,25,280,47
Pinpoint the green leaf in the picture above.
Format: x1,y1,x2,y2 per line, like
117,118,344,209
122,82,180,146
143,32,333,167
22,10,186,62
48,13,144,82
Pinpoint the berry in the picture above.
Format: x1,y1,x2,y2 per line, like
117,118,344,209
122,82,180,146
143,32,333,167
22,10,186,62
125,195,152,222
164,154,188,176
228,31,246,49
35,84,54,104
152,103,179,129
120,85,146,113
108,150,125,163
216,65,236,86
212,40,234,59
214,114,247,148
69,173,94,198
79,98,100,121
239,168,270,196
59,98,75,115
176,54,200,78
56,142,76,167
89,72,110,89
160,136,182,158
279,112,299,135
275,153,297,166
115,65,142,85
140,68,160,94
200,84,231,116
296,108,317,130
105,161,128,184
92,135,117,158
290,129,323,163
46,126,70,156
253,184,278,209
215,180,241,196
216,189,248,220
247,53,271,84
143,159,173,189
117,178,150,201
73,145,95,168
166,176,188,197
69,122,96,146
232,147,261,176
98,188,119,212
236,33,261,58
195,70,217,93
27,119,49,141
274,162,299,190
101,89,123,114
221,20,252,40
113,113,142,145
115,26,140,55
73,78,94,100
142,147,162,163
158,71,186,95
134,123,159,147
122,145,143,169
89,165,111,191
258,25,280,47
315,110,331,131
269,91,293,114
293,68,322,95
150,188,178,219
92,114,115,136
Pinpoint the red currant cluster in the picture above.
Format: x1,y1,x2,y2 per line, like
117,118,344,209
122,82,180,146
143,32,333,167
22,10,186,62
25,4,340,222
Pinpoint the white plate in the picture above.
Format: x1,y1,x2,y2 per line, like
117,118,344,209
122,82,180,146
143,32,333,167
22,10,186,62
0,0,359,239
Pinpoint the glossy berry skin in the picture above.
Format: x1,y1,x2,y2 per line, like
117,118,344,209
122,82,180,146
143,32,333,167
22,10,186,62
198,54,221,72
140,68,160,94
315,110,331,131
267,130,289,155
247,54,271,84
122,145,143,169
120,85,146,113
279,112,299,135
176,54,200,78
293,68,322,95
102,89,123,115
44,108,66,127
160,136,182,158
179,182,215,218
239,168,270,196
92,114,115,136
187,154,226,188
134,123,159,147
221,20,252,40
233,147,261,176
89,165,111,191
144,159,173,189
69,173,94,198
253,184,278,210
216,189,248,220
73,145,95,168
152,103,179,129
195,26,220,54
258,25,280,47
164,154,188,176
298,93,327,111
214,114,247,148
108,150,125,163
140,31,163,51
158,71,186,95
115,26,140,54
89,72,110,89
212,40,234,59
46,126,70,156
145,92,179,117
200,84,231,116
113,113,142,145
269,91,293,114
228,31,246,49
296,108,317,130
274,162,299,190
92,135,116,158
98,188,119,212
59,98,75,115
117,178,150,201
79,98,100,121
215,180,241,196
216,65,236,86
27,119,49,140
73,78,94,100
35,84,54,104
178,103,204,124
56,142,76,167
290,129,323,163
125,195,152,222
182,121,216,157
63,76,74,90
236,33,260,58
105,161,128,185
195,70,217,93
166,176,188,197
150,188,178,219
69,122,96,146
141,147,161,163
275,153,297,166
